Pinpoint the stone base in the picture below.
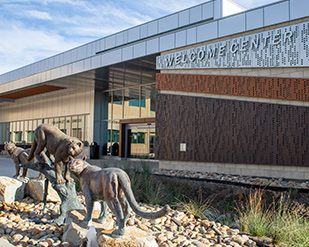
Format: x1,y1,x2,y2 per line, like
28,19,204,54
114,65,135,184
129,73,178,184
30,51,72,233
28,178,60,203
62,209,115,246
97,226,158,247
66,209,115,231
0,176,25,204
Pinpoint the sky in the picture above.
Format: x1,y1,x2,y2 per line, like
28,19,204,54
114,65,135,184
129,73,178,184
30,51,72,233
0,0,279,75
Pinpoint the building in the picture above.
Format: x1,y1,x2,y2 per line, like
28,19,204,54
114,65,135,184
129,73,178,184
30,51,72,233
0,0,308,179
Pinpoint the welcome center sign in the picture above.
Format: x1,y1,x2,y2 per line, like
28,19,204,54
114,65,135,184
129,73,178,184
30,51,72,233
156,21,309,69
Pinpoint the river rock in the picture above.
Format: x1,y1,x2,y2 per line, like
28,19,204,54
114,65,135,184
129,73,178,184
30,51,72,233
27,179,60,203
0,176,25,204
97,226,158,247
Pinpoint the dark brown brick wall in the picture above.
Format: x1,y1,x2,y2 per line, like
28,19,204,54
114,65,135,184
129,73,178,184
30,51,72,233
157,73,309,102
156,94,309,166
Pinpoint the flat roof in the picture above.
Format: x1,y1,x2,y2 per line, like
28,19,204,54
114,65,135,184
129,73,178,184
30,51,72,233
0,0,308,98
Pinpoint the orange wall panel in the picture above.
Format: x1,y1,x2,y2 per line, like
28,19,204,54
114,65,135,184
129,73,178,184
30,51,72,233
156,73,309,102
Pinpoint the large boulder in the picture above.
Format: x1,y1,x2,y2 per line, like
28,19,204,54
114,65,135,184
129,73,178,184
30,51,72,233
62,208,114,246
27,178,60,203
0,239,15,247
62,221,88,246
97,226,158,247
0,176,25,204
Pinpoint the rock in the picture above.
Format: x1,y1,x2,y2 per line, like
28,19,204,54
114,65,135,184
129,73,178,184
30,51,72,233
203,210,217,221
245,239,257,247
27,179,60,203
0,176,25,204
172,235,187,243
12,233,23,242
233,235,248,245
97,226,158,247
37,242,49,247
65,209,114,230
87,226,99,247
0,238,15,247
215,214,227,223
192,240,210,247
62,221,88,246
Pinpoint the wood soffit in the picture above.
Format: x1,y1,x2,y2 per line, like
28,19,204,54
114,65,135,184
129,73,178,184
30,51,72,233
0,85,66,103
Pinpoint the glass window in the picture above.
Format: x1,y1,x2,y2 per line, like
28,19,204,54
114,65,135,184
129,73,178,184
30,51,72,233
59,117,66,134
66,117,72,137
124,87,140,119
0,122,10,144
52,117,60,127
72,116,80,139
37,119,43,126
131,132,145,144
141,84,157,118
129,99,145,107
27,131,35,143
14,131,22,142
106,120,119,156
113,90,123,120
84,115,89,146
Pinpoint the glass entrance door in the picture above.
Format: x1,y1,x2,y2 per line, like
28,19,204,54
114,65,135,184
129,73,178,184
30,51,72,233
126,123,155,159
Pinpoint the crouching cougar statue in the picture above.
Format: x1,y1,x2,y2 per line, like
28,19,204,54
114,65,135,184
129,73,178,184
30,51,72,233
68,156,170,237
27,124,84,184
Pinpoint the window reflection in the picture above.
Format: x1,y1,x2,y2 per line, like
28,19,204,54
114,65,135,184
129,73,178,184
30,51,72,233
3,114,90,146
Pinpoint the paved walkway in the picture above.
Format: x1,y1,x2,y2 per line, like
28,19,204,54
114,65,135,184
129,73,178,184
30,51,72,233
0,156,40,178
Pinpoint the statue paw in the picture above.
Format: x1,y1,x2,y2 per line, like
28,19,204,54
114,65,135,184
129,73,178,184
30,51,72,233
66,177,74,183
56,178,66,184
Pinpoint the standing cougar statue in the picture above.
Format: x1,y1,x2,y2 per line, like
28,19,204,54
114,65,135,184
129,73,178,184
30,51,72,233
4,141,46,179
4,142,31,178
68,156,170,237
27,124,83,184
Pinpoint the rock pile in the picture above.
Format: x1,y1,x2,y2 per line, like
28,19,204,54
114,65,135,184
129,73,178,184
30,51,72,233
153,169,309,191
0,198,65,247
0,194,258,247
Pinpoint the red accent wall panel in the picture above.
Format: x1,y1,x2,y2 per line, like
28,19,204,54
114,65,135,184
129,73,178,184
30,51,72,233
156,73,309,102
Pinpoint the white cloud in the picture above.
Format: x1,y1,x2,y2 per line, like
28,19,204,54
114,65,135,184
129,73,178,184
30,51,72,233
0,0,281,75
0,19,82,74
26,10,53,21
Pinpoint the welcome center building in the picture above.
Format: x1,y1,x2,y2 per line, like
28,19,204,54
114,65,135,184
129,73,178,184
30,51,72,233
0,0,308,179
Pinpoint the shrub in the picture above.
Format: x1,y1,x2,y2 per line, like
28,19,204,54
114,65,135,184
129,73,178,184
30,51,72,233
237,189,309,246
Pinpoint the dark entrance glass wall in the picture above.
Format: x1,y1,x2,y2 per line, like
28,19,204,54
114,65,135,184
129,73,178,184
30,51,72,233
93,54,158,158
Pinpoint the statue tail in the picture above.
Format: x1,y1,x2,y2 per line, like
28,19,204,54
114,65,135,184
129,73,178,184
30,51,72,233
118,171,170,219
27,139,37,161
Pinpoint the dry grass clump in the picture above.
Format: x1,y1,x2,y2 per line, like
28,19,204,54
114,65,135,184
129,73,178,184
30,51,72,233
175,193,217,220
237,189,309,246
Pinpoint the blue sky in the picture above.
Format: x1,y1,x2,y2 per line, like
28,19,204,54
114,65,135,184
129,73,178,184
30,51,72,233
0,0,278,75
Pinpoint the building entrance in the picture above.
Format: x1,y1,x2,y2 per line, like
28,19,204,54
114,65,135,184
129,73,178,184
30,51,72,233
126,123,155,159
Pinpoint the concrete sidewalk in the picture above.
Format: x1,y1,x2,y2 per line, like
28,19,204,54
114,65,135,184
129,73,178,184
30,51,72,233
0,156,40,178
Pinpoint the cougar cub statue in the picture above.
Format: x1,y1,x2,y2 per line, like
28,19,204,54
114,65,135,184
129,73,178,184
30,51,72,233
4,142,32,178
69,156,170,237
27,124,84,184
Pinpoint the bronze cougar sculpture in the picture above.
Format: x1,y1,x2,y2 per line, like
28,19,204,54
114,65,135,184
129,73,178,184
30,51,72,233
4,142,31,178
27,124,84,184
4,141,47,179
68,156,170,237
